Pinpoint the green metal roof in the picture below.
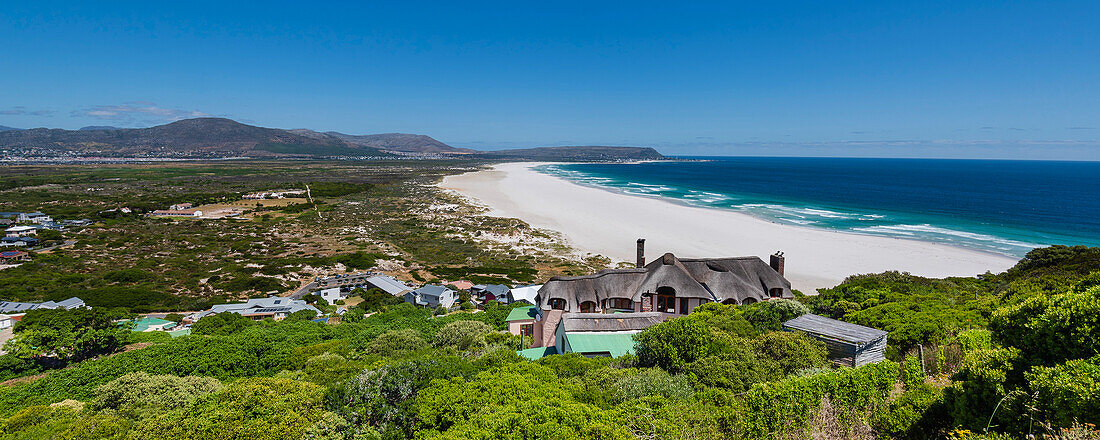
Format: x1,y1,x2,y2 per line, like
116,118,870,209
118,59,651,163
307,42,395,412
130,317,173,332
564,332,638,357
517,346,557,360
505,305,537,322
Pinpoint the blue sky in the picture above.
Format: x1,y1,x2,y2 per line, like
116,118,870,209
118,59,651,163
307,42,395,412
2,1,1098,158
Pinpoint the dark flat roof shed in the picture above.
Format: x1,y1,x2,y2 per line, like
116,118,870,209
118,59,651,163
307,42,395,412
784,314,887,345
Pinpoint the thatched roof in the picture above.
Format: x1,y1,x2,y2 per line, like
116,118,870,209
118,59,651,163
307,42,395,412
539,268,646,312
537,252,791,312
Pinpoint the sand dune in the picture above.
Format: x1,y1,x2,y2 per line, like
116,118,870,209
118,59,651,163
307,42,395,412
440,162,1018,293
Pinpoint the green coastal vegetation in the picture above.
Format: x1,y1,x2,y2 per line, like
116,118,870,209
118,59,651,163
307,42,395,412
0,161,605,312
0,246,1095,439
0,162,1098,439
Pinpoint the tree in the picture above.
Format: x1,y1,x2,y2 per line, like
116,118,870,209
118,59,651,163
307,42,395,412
282,309,320,323
358,288,402,312
341,306,367,323
191,313,254,336
5,308,131,363
164,313,185,323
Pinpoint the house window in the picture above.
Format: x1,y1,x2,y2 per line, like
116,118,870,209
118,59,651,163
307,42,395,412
656,286,676,313
549,298,566,310
769,288,784,298
679,298,690,315
579,301,596,313
520,324,534,337
608,298,633,310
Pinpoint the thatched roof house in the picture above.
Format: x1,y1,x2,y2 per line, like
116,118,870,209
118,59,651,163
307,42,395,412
527,242,792,350
537,252,791,315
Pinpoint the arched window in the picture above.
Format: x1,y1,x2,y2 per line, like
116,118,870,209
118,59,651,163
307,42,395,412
549,298,566,310
742,297,758,305
656,286,676,313
579,301,596,313
721,298,738,305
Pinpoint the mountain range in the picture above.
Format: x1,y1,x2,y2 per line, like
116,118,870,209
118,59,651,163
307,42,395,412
0,118,664,160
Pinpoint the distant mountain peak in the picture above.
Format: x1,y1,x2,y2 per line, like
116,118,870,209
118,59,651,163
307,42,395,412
325,131,473,154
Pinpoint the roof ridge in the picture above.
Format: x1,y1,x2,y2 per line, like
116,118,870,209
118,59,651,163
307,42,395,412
548,268,647,281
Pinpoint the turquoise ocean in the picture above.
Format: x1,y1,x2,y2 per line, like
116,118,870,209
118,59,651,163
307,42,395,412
534,157,1100,258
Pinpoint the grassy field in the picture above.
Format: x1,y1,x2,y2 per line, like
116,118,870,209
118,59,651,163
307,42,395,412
0,160,607,312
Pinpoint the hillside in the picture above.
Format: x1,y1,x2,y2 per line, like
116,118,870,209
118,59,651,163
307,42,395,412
474,145,665,161
0,118,666,160
0,125,20,132
0,118,391,158
325,132,476,154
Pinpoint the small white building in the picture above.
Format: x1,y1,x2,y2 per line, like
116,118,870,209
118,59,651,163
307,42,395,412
318,287,346,305
169,203,194,211
4,226,37,238
17,212,52,224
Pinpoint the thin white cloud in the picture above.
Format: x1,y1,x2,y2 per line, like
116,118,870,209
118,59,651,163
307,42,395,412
0,106,55,116
71,102,211,125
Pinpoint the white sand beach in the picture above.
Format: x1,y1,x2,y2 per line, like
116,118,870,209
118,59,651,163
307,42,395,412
440,162,1019,293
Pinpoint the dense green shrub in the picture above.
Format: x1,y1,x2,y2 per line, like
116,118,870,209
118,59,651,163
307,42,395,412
332,357,476,438
609,368,693,404
433,320,493,351
354,287,403,312
89,372,222,417
726,361,900,438
688,302,756,337
741,299,810,332
634,317,732,373
130,377,327,439
685,339,768,391
1024,354,1100,428
192,313,254,336
871,383,947,440
363,329,427,356
6,308,131,363
537,353,608,379
413,363,633,439
752,331,827,375
942,347,1021,431
989,285,1100,367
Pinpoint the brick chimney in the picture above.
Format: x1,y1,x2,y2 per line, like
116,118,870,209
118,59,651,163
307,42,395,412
770,251,785,276
636,239,645,268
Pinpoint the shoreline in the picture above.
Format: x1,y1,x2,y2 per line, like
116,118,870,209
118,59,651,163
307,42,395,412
439,162,1018,292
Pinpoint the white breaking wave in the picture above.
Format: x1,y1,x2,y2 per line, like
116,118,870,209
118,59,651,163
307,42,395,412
852,224,1045,249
